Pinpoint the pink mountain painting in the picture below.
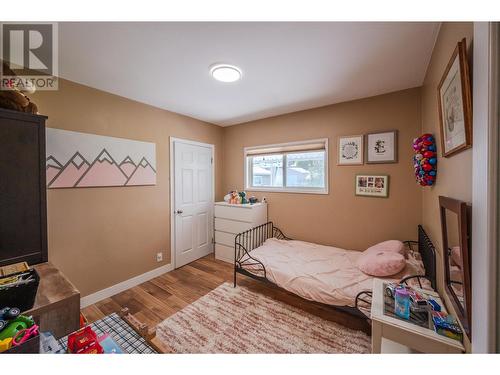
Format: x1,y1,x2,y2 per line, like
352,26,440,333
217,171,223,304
126,157,156,186
46,156,62,186
76,149,129,187
46,128,156,189
119,156,137,178
50,152,90,188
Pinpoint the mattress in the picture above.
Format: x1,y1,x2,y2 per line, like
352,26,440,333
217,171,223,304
239,238,426,308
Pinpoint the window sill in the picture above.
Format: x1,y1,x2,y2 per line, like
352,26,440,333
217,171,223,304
245,187,329,195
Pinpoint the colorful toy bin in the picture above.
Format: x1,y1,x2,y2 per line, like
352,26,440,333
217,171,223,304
413,134,437,187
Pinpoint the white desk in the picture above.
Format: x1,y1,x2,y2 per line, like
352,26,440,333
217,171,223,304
370,278,464,354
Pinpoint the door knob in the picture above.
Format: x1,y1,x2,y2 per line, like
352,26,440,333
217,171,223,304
176,209,183,214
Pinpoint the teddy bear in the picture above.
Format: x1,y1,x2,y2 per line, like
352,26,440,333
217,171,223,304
0,62,39,114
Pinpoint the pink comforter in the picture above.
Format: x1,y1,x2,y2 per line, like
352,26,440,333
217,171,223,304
241,238,425,307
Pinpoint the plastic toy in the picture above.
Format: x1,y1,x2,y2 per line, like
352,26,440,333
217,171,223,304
412,133,438,186
0,307,21,331
385,283,401,298
0,337,13,353
0,315,34,341
13,323,39,346
394,287,411,320
67,325,104,354
432,311,463,341
427,298,441,312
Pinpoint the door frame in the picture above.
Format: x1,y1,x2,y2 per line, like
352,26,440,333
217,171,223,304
169,137,215,269
471,22,498,353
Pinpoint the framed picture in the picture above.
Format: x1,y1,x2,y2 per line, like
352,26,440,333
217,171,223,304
355,174,389,198
437,38,472,157
366,130,398,164
338,135,363,165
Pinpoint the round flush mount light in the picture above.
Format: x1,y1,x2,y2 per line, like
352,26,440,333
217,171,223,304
210,63,242,83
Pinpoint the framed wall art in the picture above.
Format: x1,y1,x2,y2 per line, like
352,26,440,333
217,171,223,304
437,38,472,157
355,174,389,198
338,135,363,165
366,130,398,164
46,128,157,188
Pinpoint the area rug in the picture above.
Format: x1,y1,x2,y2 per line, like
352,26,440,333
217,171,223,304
156,283,371,353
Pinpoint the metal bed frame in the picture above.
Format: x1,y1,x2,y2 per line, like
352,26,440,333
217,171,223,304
234,222,436,323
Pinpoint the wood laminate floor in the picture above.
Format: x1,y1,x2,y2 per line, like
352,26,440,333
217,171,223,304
81,254,370,351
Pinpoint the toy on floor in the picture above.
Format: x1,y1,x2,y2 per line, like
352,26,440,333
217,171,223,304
67,325,104,354
40,331,65,354
413,133,437,186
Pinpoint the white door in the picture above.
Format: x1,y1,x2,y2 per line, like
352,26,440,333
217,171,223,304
173,139,214,268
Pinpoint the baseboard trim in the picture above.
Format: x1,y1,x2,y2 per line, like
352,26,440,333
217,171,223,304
80,263,174,308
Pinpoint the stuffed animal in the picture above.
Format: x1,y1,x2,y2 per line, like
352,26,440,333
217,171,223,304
239,191,248,204
0,62,39,114
229,191,241,204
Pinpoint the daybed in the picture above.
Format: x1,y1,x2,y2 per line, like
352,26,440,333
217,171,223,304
234,222,436,321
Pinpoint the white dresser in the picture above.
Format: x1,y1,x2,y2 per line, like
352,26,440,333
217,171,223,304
214,202,268,263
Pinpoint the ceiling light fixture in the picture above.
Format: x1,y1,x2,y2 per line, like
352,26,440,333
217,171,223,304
210,63,242,83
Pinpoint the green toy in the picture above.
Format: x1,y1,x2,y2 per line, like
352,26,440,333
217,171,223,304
239,191,248,204
0,315,34,341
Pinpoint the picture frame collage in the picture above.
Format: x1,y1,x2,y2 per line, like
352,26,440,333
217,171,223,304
338,130,397,198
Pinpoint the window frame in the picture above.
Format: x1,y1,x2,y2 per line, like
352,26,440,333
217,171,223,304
244,138,329,195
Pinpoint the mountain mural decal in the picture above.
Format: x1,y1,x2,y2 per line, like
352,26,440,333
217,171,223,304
76,149,128,187
46,156,62,186
46,129,156,188
126,157,157,186
49,152,90,188
119,156,137,178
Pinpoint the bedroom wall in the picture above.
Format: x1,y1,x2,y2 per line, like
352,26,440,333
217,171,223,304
222,88,423,251
31,79,224,297
420,22,473,348
421,22,473,289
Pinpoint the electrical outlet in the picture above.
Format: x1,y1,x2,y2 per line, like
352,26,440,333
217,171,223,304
156,252,163,262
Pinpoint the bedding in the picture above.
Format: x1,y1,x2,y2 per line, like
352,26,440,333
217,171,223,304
239,238,426,308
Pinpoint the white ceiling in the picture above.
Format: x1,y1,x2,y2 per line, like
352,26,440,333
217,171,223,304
59,22,440,126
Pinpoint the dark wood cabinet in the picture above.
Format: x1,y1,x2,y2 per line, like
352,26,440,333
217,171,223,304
0,108,48,267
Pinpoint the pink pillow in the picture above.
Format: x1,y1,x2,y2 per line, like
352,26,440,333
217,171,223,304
357,250,406,277
365,240,404,255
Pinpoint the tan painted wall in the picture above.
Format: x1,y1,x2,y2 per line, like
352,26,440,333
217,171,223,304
31,79,224,297
223,88,423,250
421,22,473,349
421,22,473,289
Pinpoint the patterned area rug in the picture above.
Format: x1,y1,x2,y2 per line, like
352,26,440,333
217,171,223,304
156,283,371,353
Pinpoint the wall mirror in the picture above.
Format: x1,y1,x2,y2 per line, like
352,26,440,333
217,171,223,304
439,196,471,336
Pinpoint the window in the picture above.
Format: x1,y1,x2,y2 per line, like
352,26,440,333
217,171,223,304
245,139,328,194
